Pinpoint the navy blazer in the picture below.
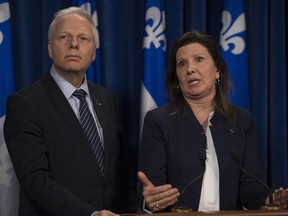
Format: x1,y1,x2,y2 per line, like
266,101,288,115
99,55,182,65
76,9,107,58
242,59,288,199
4,73,134,216
138,102,269,211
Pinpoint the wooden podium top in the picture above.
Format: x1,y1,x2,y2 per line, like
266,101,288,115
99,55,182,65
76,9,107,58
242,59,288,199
122,209,288,216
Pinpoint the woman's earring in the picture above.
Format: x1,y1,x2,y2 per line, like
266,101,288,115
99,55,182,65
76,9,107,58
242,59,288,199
177,85,181,92
215,78,220,85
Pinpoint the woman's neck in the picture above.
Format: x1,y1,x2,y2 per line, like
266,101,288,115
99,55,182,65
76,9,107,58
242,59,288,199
186,98,214,126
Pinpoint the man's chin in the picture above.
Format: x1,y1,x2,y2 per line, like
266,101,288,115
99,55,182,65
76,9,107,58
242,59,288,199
64,64,86,73
54,66,86,76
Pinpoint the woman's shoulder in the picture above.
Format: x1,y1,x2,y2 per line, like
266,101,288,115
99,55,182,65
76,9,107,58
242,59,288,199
233,105,253,119
146,103,177,116
231,105,255,129
143,103,180,130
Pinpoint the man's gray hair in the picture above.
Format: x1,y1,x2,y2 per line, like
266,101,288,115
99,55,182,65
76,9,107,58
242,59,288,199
48,7,97,44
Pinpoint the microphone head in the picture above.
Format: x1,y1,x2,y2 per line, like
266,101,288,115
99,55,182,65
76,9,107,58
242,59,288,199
198,148,206,161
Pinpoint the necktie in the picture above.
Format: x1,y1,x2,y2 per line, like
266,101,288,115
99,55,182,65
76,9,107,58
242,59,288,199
73,89,104,175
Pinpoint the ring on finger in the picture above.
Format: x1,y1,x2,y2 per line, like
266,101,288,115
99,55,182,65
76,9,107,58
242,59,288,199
155,202,162,209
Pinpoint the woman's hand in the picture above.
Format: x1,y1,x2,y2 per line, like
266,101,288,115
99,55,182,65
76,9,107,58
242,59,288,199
137,171,180,212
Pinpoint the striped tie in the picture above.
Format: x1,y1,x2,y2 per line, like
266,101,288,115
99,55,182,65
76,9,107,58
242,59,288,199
73,89,104,175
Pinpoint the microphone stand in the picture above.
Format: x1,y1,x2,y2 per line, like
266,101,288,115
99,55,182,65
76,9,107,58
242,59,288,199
242,168,281,210
171,148,207,212
261,204,282,210
230,148,281,210
170,174,203,213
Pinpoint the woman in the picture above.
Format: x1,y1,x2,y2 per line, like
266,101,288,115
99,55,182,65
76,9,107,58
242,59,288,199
137,31,288,212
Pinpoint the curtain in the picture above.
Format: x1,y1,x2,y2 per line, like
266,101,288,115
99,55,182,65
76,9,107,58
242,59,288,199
8,0,287,189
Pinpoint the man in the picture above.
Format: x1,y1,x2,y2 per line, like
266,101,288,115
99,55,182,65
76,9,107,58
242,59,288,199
4,7,134,216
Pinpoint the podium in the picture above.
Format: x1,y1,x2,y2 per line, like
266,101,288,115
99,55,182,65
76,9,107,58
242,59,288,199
122,209,288,216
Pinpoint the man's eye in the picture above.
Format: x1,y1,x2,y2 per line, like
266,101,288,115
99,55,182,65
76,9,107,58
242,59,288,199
59,35,70,40
80,36,88,41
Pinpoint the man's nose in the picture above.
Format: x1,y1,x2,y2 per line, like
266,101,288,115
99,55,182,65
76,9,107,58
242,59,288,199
69,37,79,49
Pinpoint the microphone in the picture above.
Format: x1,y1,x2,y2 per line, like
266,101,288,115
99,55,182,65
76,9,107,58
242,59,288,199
229,148,280,210
171,148,206,212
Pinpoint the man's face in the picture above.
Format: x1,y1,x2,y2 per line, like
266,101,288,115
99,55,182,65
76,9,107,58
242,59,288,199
48,14,96,76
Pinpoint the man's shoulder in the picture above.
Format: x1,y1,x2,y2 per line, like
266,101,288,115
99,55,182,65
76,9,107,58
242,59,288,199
8,73,58,103
13,77,46,97
88,81,117,97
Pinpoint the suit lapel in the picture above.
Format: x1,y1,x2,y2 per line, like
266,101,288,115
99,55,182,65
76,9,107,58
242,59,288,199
43,74,104,176
88,83,111,178
43,74,81,133
88,85,106,128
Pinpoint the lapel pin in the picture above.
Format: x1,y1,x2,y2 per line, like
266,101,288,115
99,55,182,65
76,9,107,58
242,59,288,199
96,101,102,106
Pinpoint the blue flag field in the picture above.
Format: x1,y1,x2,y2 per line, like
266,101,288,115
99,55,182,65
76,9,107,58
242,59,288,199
220,0,250,109
140,0,167,128
0,1,18,216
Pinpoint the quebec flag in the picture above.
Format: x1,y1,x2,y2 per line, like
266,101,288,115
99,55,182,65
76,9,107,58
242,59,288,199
73,0,101,83
140,0,167,129
0,1,19,216
220,0,250,109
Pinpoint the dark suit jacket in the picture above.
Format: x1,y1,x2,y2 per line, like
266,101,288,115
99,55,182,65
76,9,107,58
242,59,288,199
138,102,269,211
4,73,134,216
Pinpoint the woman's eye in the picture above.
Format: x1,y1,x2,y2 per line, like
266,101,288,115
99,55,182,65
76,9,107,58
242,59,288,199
177,60,186,68
195,56,204,63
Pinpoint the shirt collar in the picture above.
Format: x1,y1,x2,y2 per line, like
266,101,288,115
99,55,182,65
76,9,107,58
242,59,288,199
50,65,90,99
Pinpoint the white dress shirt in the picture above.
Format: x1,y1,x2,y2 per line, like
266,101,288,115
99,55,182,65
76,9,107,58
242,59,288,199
198,111,220,211
50,66,104,145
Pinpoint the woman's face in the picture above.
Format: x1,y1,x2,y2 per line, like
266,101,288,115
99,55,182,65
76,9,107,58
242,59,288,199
175,42,220,103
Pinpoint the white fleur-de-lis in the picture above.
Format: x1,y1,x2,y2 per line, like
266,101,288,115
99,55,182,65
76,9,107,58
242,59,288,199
80,3,100,49
0,141,13,187
0,116,13,187
0,2,11,45
143,6,166,51
220,11,246,55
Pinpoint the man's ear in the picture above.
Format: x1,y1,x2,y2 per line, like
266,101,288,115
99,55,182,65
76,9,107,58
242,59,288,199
48,42,53,59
